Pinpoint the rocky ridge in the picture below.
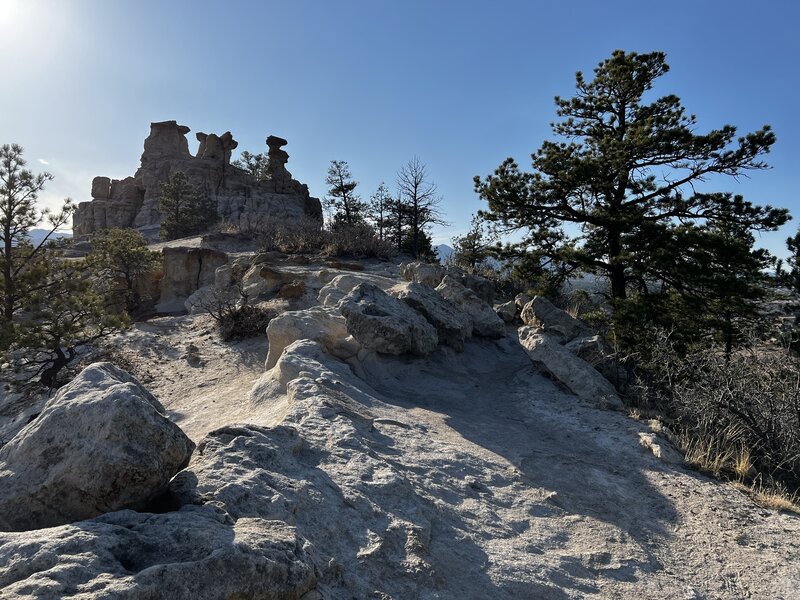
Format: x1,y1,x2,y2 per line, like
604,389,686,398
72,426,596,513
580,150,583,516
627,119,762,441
1,257,798,598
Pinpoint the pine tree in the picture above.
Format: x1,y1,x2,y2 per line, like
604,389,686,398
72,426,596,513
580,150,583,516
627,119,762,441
158,171,218,240
0,144,74,322
324,160,367,228
475,50,787,301
368,182,392,241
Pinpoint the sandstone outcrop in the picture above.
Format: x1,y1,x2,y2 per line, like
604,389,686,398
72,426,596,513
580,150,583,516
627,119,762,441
520,295,593,342
318,273,397,307
73,121,322,237
157,246,228,313
338,283,438,356
265,306,359,369
0,505,317,598
518,327,620,407
400,261,496,304
435,275,505,338
391,281,472,351
0,363,194,532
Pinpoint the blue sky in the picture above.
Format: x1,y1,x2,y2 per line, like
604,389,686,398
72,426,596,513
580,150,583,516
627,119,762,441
1,0,797,255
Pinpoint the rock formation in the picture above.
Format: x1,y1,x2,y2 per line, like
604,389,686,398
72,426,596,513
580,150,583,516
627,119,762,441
0,363,194,532
73,121,322,237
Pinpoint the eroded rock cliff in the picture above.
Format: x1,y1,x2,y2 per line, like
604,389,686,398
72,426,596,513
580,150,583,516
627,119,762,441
73,121,322,237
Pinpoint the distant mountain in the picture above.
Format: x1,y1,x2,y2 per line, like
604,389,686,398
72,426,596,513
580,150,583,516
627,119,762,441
436,244,453,264
27,229,72,246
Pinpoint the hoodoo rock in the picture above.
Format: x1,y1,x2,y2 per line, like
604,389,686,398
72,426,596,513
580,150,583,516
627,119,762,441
0,363,194,532
73,121,322,237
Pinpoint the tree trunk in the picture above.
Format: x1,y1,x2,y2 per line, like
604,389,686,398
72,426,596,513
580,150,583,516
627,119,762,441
608,229,627,300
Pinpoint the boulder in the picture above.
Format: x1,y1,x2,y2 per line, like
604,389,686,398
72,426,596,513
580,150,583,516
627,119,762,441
435,275,505,339
514,292,531,310
391,282,472,351
565,334,628,391
495,300,517,323
338,283,438,356
520,296,592,343
241,264,295,298
518,327,620,407
460,272,495,305
318,273,396,307
265,306,360,369
0,506,316,598
0,363,194,532
400,261,446,288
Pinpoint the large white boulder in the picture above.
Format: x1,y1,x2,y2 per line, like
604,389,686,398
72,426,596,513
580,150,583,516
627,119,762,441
391,281,472,351
338,283,438,356
265,306,360,369
318,273,396,307
0,363,195,532
520,296,592,343
399,261,446,288
518,327,620,407
435,275,505,339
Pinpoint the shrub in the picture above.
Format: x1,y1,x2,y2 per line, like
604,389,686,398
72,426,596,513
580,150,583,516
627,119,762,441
634,332,800,490
197,265,275,341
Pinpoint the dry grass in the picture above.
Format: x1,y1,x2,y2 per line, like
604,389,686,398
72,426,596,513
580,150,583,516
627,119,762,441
734,480,800,514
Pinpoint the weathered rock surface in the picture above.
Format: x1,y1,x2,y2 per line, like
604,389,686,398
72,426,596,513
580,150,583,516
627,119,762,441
400,262,496,304
157,246,228,312
565,334,629,391
73,120,322,236
265,306,359,369
0,363,194,532
338,283,438,355
0,505,317,599
390,281,472,351
2,316,799,599
318,273,396,307
518,327,620,406
399,261,446,288
520,296,593,343
435,275,505,338
495,299,517,323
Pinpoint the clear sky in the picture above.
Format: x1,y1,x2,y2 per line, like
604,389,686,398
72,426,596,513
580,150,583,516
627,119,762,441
1,0,797,255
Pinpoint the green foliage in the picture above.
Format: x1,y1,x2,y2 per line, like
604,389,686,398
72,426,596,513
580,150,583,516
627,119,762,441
0,144,127,388
450,214,496,273
0,143,74,320
232,150,269,180
158,171,218,240
778,229,800,294
10,251,129,387
367,182,392,241
87,228,161,313
475,49,787,302
325,160,368,228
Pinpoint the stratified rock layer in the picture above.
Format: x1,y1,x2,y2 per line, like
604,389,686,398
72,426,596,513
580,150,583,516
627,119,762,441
73,120,322,237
